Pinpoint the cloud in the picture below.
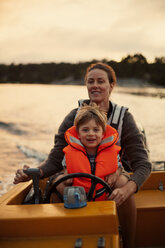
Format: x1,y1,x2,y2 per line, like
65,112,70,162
0,0,165,63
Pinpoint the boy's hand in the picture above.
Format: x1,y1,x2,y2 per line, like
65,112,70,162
13,165,31,184
52,171,73,195
105,168,121,188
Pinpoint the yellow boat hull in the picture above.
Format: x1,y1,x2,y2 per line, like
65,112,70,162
0,171,165,247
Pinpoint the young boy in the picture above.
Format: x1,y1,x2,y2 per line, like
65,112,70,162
62,103,124,200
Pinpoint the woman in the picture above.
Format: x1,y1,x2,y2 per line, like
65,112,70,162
14,62,151,248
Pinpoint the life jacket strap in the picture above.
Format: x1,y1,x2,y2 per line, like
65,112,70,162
107,102,128,146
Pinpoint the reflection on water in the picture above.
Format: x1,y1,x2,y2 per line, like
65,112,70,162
0,84,165,196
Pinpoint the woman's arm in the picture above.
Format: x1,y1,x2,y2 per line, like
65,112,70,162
121,111,152,190
39,108,77,178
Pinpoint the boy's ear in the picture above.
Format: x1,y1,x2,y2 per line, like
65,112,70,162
102,129,106,138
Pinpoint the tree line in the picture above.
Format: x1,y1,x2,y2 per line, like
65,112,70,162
0,53,164,86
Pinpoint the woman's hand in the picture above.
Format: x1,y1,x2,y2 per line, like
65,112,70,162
108,180,137,207
105,168,121,188
13,165,31,184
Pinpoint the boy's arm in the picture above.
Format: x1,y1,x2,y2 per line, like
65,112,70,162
105,168,122,188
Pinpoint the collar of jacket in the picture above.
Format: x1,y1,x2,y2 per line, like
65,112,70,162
64,125,119,154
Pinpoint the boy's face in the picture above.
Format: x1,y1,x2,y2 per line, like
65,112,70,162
78,119,104,154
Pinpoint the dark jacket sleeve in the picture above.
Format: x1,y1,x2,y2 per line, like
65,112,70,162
39,108,77,178
121,111,152,190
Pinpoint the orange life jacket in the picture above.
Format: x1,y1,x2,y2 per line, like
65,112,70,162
63,125,121,200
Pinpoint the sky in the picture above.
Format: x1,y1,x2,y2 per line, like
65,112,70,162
0,0,165,64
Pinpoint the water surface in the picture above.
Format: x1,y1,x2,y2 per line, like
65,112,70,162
0,84,164,195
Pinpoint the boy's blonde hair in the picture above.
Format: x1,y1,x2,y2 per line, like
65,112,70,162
74,103,107,132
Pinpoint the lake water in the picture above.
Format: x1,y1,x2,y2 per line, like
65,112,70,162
0,84,165,196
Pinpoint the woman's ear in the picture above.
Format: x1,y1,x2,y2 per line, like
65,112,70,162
110,82,115,90
109,82,115,94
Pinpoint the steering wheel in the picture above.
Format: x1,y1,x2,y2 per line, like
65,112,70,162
44,173,112,203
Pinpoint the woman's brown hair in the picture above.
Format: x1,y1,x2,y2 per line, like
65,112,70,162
84,62,117,85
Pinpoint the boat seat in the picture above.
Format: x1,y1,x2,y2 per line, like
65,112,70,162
135,188,165,210
135,171,165,247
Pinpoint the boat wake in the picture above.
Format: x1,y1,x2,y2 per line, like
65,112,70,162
0,121,28,135
16,144,47,162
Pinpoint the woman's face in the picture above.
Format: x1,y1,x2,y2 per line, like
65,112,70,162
85,69,114,105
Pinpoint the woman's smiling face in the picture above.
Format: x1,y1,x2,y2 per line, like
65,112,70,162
85,69,113,105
